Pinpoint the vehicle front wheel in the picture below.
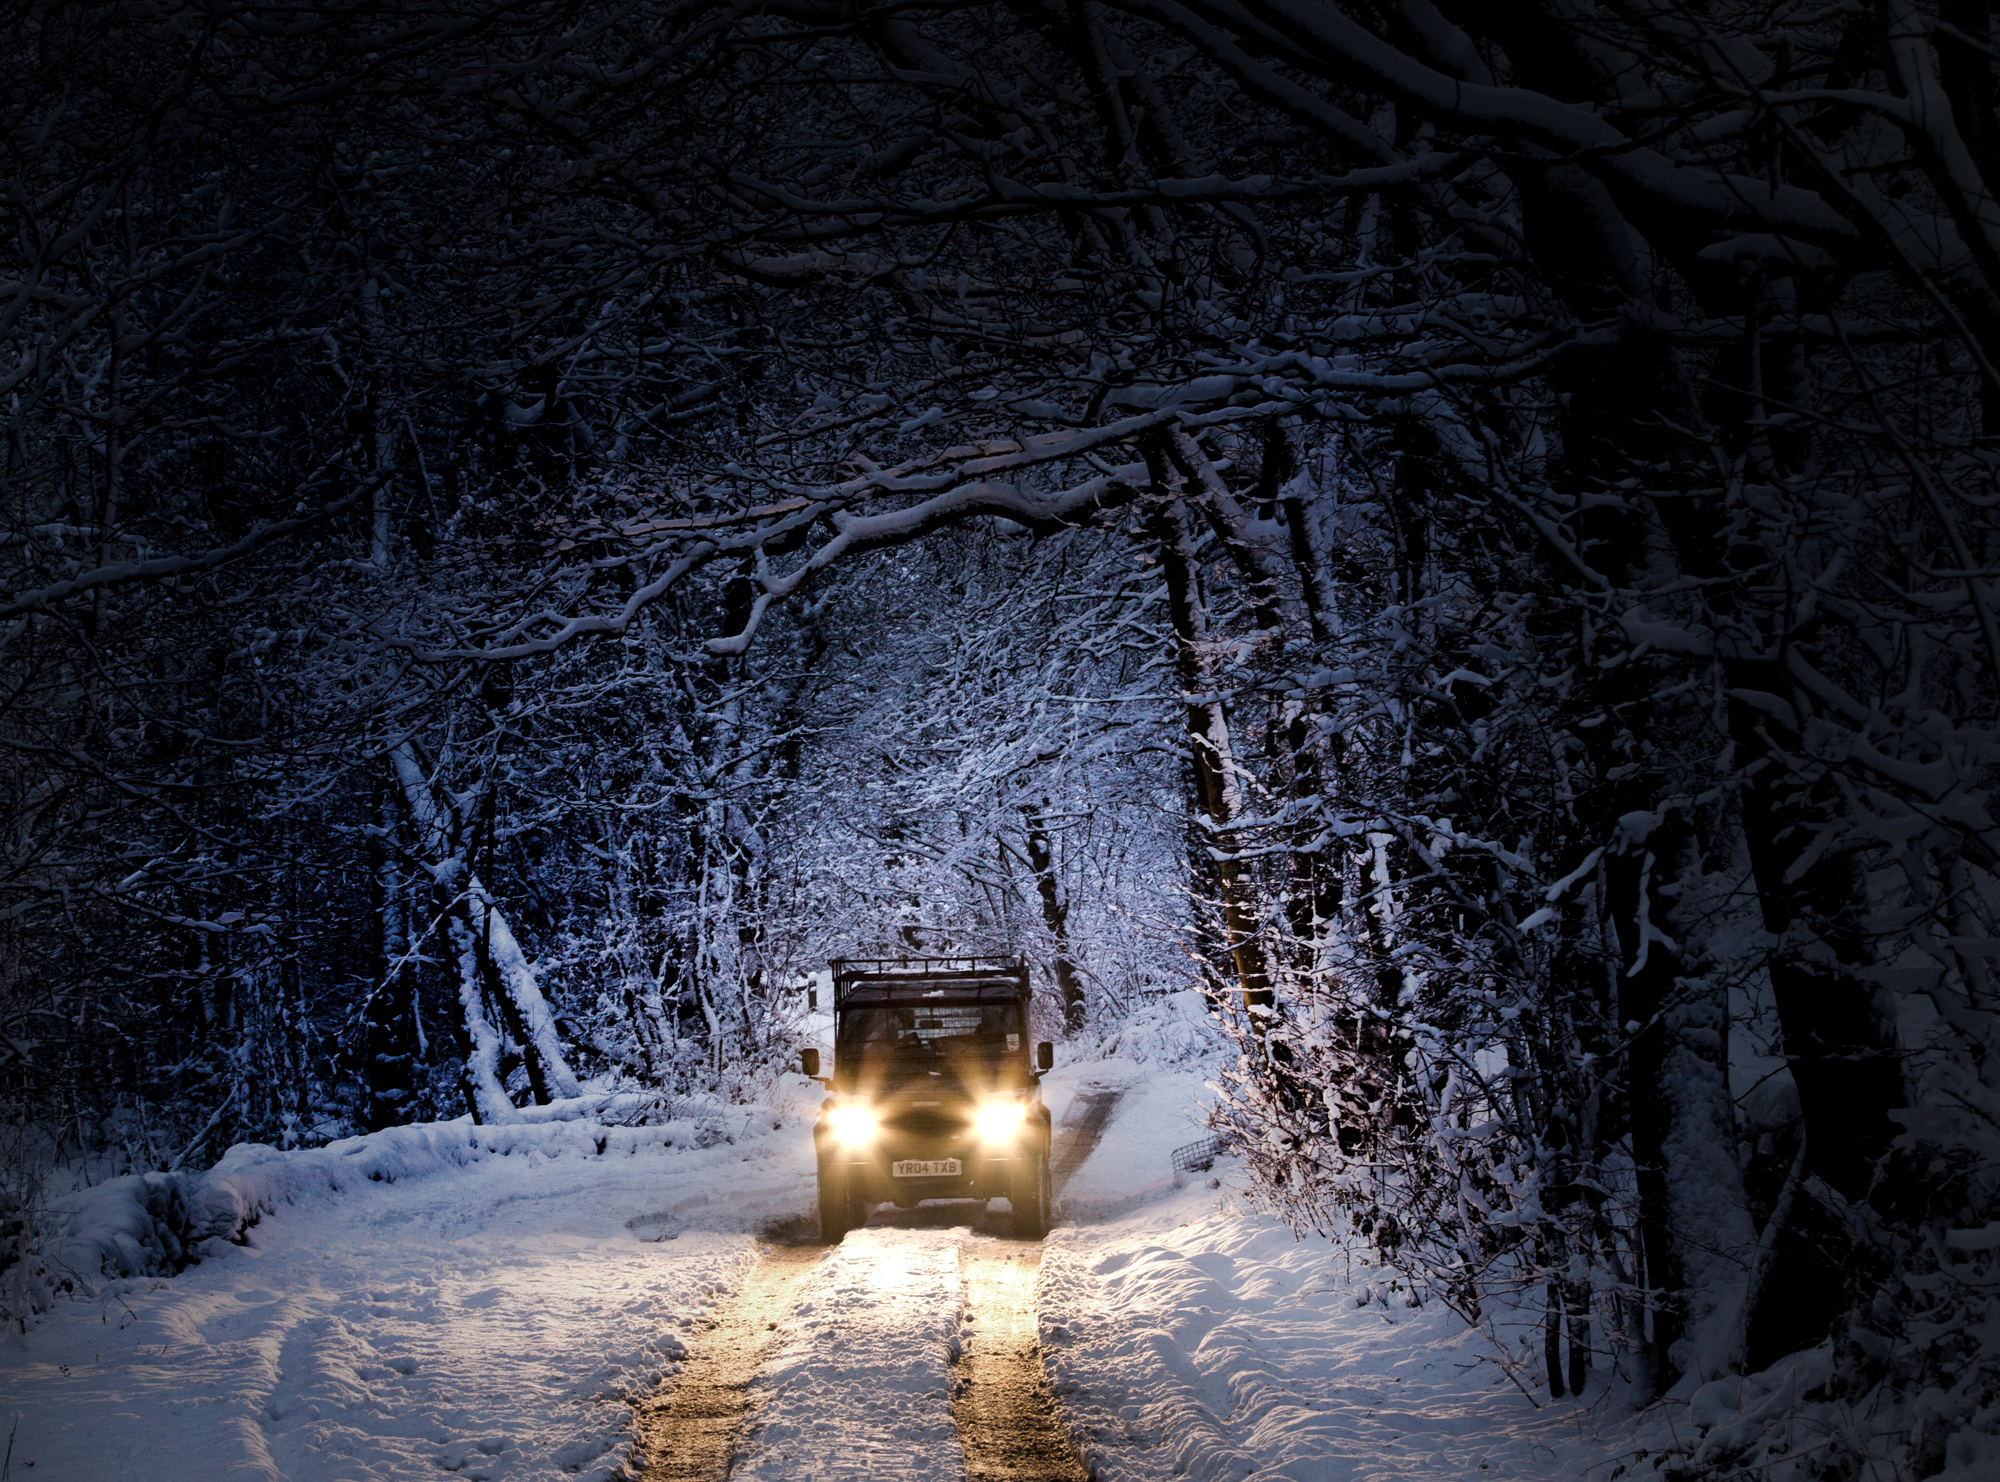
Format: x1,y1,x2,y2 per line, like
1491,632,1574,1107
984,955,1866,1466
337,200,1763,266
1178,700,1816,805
1012,1151,1052,1239
818,1164,852,1243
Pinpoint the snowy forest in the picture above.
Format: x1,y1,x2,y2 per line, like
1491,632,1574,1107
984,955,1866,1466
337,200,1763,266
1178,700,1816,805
4,1,2000,1478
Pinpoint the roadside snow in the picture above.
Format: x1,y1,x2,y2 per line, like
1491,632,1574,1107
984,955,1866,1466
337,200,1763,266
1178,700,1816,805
1045,1061,1210,1222
1039,1185,1654,1482
1042,987,1221,1223
0,1094,820,1481
1033,1025,1647,1482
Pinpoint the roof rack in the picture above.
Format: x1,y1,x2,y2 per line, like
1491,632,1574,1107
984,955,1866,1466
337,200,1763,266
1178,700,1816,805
831,954,1025,976
829,954,1028,1006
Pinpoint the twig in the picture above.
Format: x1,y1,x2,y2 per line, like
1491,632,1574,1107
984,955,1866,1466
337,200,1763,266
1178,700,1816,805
1738,1133,1808,1365
165,1087,238,1173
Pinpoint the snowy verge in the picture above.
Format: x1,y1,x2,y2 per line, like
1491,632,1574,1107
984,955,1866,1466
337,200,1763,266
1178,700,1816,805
1033,1038,1642,1482
1039,1180,1645,1482
1040,988,1223,1222
1614,1343,2000,1482
28,1087,797,1303
1032,999,1992,1482
1,1085,822,1482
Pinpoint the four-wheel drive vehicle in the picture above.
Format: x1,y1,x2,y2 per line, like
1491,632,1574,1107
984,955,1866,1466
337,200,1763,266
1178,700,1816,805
801,956,1054,1241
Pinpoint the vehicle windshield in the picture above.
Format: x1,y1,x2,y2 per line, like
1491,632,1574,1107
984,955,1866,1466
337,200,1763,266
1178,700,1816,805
837,1001,1023,1065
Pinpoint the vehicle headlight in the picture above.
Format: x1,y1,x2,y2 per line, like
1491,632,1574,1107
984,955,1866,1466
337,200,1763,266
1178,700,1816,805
827,1103,879,1148
974,1099,1029,1144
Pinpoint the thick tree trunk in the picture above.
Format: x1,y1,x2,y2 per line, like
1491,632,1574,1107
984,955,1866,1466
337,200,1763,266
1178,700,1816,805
1267,421,1339,645
1280,703,1342,974
1514,158,1839,1386
1145,451,1273,1015
1022,801,1087,1033
445,902,518,1125
389,744,580,1112
1658,970,1760,1380
363,780,417,1131
1729,692,1904,1202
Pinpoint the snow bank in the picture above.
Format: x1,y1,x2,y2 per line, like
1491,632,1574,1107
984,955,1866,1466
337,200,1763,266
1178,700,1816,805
1096,989,1223,1067
1040,1183,1642,1482
32,1090,771,1300
44,1170,196,1286
1036,990,1659,1482
1626,1340,2000,1482
1,1087,819,1482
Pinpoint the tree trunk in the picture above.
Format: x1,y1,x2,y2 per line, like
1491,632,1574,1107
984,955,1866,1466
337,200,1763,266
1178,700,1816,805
389,744,580,1111
1513,159,1781,1389
1022,800,1086,1033
1144,448,1273,1015
361,274,396,566
363,779,417,1131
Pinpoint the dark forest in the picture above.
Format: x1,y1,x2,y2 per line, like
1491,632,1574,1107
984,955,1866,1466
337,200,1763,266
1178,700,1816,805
3,4,1998,1479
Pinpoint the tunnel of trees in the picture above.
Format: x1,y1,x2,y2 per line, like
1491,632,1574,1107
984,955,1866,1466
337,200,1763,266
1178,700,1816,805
4,0,1998,1463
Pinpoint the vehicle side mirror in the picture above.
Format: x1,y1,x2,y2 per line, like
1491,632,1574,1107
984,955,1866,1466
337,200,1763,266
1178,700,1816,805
799,1047,820,1078
1036,1042,1054,1072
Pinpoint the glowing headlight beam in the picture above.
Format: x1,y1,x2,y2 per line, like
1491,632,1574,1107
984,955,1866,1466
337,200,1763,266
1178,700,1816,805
827,1103,879,1148
974,1099,1029,1144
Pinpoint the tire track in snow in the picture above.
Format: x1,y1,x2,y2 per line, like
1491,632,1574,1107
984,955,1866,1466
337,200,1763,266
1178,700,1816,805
632,1243,824,1482
956,1242,1089,1482
1051,1090,1122,1197
938,1086,1121,1481
946,1088,1117,1482
639,1092,1122,1481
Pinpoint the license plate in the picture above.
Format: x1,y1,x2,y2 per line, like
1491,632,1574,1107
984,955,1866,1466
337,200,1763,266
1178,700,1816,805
891,1158,962,1178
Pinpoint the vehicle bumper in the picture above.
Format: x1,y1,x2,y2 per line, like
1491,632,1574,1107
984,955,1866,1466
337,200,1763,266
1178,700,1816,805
815,1120,1049,1205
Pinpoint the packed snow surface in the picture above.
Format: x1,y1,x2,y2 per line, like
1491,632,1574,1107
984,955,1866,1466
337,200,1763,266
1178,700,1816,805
734,1229,965,1482
1026,1047,1635,1482
4,997,1853,1482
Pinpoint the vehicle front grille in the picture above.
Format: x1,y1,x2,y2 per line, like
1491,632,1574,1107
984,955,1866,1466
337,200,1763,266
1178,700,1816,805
884,1108,966,1137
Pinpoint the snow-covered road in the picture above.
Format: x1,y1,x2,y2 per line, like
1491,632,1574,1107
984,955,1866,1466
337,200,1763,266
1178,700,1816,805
730,1227,967,1482
1040,1197,1640,1482
956,1240,1088,1482
4,1033,1653,1482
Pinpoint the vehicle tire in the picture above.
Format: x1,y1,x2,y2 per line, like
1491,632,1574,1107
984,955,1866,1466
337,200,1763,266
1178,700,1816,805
1012,1151,1052,1239
818,1164,852,1243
